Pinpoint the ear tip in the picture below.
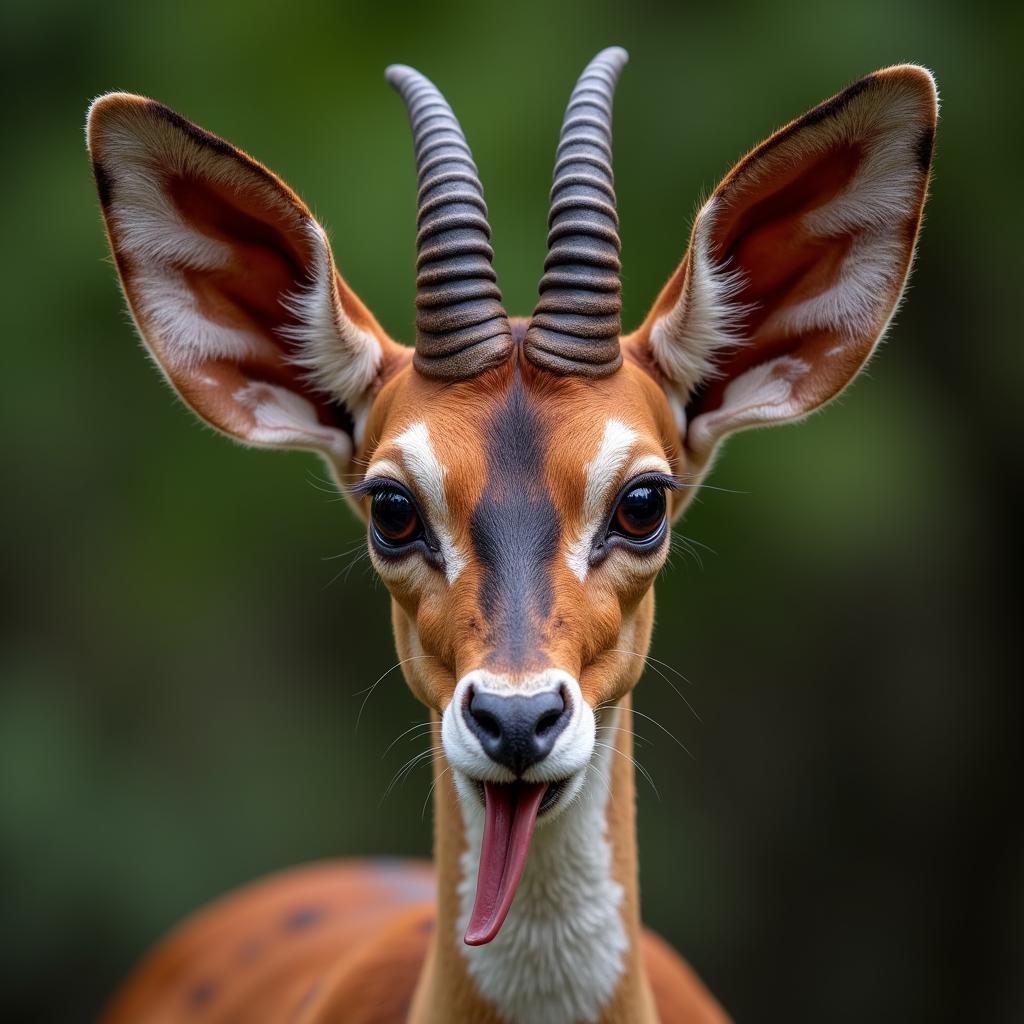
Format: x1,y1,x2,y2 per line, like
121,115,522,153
87,91,150,119
85,92,150,148
875,64,940,115
883,62,938,85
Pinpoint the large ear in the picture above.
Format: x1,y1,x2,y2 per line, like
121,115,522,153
87,93,407,482
626,66,937,464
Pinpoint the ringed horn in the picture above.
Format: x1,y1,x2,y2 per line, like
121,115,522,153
386,64,513,381
523,46,629,378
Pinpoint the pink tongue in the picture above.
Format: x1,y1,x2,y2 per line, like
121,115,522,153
464,781,548,946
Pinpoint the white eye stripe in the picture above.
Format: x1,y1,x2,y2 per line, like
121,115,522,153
581,419,638,527
566,421,633,582
366,421,467,585
565,420,671,582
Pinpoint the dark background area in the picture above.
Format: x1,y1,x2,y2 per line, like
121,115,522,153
1,0,1020,1021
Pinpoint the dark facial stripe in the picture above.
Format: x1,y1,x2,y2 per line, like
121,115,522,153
470,374,559,670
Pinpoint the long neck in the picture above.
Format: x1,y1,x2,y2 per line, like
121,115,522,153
409,696,658,1024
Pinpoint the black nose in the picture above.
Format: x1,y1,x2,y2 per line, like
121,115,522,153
463,687,571,775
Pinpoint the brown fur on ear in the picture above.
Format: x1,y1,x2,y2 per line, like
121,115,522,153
87,92,407,476
626,66,938,460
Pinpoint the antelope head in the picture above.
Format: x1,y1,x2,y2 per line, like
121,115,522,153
87,48,936,962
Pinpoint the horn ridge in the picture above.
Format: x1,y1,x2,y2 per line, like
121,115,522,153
524,46,628,378
386,64,512,380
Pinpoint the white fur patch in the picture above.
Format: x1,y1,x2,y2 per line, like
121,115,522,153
280,221,383,443
649,199,747,401
232,381,353,462
393,421,467,584
456,707,628,1024
686,355,810,455
565,420,673,583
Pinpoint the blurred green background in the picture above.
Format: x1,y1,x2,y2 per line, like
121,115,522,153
1,0,1020,1020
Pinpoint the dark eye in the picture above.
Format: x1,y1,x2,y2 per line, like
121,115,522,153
371,489,422,546
612,484,666,540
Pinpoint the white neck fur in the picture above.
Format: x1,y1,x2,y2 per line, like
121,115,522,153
456,708,628,1024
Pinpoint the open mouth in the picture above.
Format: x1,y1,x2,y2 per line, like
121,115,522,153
463,779,568,946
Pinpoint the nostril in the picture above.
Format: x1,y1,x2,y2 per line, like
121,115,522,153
537,684,570,735
473,706,502,741
467,689,505,744
535,706,564,738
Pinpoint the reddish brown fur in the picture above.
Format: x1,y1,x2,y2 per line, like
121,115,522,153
104,859,722,1024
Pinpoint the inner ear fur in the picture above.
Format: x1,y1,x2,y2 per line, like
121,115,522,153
87,92,406,475
626,66,937,460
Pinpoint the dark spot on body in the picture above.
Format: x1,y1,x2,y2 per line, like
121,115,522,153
418,917,435,933
470,373,559,670
284,905,326,931
188,978,217,1009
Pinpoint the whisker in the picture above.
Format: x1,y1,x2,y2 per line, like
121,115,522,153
593,740,660,800
305,470,344,496
382,720,434,759
606,648,703,723
595,724,652,748
381,746,437,804
354,655,435,732
628,707,696,760
322,542,367,563
341,548,371,583
670,535,704,570
323,546,371,590
584,761,614,807
671,471,749,495
678,533,716,554
421,764,451,820
635,652,692,684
